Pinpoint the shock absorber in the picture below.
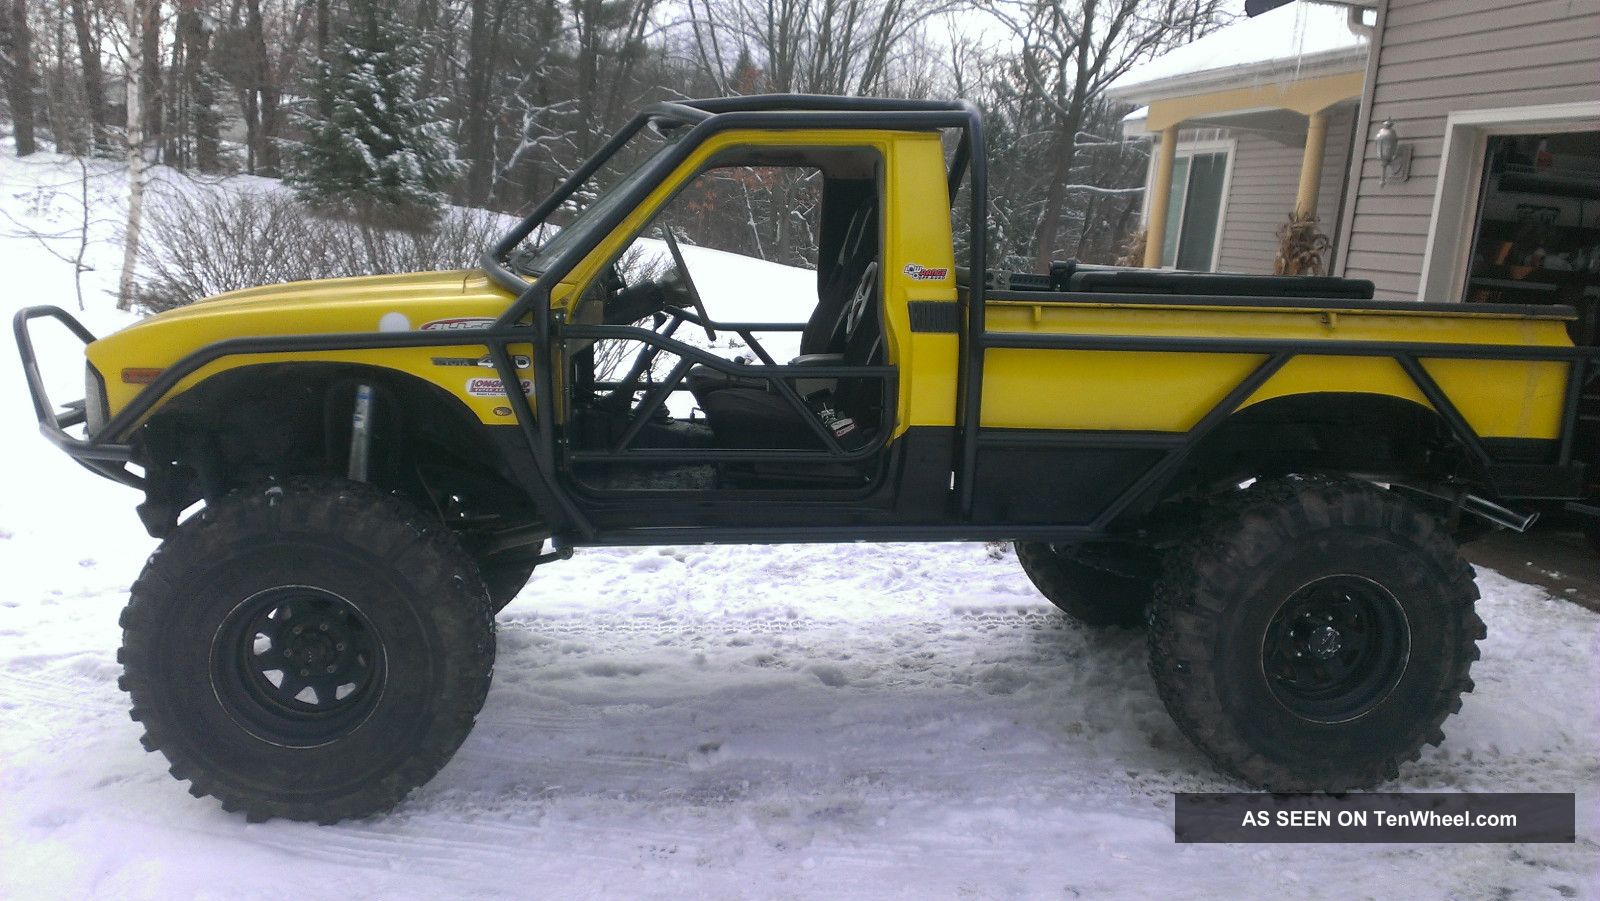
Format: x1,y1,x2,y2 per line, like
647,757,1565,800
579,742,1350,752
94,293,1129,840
347,384,374,482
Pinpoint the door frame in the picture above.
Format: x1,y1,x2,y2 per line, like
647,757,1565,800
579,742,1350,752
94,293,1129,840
555,145,902,501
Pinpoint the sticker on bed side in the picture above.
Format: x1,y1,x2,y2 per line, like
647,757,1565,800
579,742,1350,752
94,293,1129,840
421,317,497,331
465,377,533,397
902,263,949,281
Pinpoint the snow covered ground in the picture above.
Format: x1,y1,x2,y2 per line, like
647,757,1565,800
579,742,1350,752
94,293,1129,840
2,150,1598,899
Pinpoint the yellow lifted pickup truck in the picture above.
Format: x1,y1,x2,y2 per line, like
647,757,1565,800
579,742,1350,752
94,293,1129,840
16,96,1600,823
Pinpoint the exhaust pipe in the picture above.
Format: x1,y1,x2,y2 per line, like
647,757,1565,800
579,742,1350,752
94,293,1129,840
1460,493,1539,533
1402,485,1539,533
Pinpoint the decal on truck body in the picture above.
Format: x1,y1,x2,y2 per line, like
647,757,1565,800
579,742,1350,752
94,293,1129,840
421,317,498,331
433,355,530,369
903,263,949,281
465,377,533,397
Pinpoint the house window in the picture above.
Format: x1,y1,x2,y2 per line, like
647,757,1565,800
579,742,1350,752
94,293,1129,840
1158,149,1230,270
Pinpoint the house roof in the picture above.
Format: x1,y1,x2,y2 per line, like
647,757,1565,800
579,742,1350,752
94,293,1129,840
1106,2,1369,106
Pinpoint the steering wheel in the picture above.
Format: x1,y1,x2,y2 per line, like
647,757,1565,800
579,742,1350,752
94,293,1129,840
659,226,716,342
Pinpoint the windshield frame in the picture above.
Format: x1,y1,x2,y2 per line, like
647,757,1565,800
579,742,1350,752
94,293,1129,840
513,127,688,278
480,103,712,304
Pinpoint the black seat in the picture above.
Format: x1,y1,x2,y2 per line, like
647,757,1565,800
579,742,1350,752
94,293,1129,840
685,195,878,399
694,262,883,449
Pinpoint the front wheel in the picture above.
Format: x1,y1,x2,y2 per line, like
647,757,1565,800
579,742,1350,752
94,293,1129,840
118,479,496,822
1148,477,1483,791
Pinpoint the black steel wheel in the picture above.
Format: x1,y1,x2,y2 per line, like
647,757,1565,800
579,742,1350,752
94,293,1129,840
119,479,495,822
211,586,386,747
1261,575,1410,724
1148,477,1482,792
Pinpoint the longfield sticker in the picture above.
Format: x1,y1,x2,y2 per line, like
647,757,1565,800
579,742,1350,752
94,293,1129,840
465,376,533,397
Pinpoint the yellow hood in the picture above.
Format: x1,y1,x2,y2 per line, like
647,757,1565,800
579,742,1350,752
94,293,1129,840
87,269,527,427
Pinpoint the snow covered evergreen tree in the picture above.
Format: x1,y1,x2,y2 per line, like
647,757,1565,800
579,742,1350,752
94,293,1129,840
288,5,462,216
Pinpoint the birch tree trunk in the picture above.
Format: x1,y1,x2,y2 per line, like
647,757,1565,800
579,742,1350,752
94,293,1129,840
118,0,151,311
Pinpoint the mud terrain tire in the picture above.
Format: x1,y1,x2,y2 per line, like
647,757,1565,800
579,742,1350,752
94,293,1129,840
1148,477,1482,791
118,479,495,822
478,542,544,613
1015,542,1152,628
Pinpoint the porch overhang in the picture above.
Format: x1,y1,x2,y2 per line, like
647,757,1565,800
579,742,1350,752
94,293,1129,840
1126,70,1364,268
1142,71,1365,133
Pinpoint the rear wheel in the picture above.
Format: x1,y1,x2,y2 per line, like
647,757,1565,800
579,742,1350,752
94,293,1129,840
1014,542,1153,629
118,479,495,822
1148,477,1482,791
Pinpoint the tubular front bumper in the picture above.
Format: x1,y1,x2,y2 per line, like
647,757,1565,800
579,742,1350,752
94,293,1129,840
13,306,143,488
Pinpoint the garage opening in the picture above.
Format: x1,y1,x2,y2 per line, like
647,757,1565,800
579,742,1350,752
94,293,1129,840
1463,130,1600,345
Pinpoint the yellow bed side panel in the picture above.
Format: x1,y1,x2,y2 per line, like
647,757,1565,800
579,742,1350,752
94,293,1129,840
979,300,1574,439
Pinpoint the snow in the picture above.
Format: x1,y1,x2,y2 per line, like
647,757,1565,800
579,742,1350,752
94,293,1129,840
1106,2,1369,104
3,148,1599,899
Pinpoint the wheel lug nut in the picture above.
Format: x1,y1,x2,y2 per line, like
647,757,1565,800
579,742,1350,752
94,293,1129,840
292,625,303,635
319,623,329,632
283,649,292,657
300,668,310,677
335,643,346,651
325,665,337,673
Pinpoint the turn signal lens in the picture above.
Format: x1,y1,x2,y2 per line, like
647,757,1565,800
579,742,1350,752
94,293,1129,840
121,368,164,385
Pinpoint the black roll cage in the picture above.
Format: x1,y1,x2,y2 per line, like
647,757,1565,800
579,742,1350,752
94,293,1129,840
472,94,992,540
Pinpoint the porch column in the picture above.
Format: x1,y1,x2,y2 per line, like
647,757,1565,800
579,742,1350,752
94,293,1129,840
1143,125,1180,268
1295,110,1329,218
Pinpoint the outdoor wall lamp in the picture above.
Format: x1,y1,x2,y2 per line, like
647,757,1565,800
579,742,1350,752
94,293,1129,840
1374,118,1412,186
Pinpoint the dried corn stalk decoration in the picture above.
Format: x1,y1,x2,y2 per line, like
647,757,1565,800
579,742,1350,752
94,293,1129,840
1274,213,1332,276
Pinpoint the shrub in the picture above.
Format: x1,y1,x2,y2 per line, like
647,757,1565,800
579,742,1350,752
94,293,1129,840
136,188,507,312
1115,228,1149,268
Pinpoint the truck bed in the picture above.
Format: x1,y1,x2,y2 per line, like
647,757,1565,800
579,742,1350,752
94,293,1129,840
947,262,1587,524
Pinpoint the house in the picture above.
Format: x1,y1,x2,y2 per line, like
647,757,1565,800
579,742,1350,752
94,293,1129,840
1109,1,1368,274
1110,0,1600,319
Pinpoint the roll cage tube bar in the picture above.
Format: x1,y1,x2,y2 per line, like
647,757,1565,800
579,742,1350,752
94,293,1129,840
477,95,991,535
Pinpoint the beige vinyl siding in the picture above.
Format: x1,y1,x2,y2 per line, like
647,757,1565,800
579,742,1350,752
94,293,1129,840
1215,104,1356,274
1340,0,1600,300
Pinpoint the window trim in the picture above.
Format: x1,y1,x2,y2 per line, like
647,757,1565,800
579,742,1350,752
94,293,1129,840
1143,136,1237,272
1417,101,1600,304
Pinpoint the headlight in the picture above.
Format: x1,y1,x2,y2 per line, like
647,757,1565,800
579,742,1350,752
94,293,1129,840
85,363,108,436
